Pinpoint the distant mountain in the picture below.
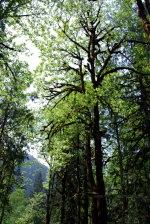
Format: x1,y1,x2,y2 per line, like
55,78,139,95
21,154,48,196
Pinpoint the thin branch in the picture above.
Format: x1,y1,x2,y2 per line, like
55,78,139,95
126,39,150,44
5,62,17,82
59,48,83,60
0,43,22,52
7,13,48,18
97,37,126,82
98,66,149,83
96,26,117,41
61,28,89,54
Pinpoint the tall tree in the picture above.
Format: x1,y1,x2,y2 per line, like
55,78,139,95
33,172,44,193
28,0,150,223
0,0,36,222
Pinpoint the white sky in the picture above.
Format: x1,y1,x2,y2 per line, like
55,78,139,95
18,38,41,71
17,38,47,164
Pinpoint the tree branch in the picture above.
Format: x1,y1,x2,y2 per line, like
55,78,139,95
98,67,149,83
62,29,89,54
0,43,22,52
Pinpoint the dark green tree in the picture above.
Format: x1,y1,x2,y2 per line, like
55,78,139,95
22,0,150,223
33,171,44,193
0,1,35,222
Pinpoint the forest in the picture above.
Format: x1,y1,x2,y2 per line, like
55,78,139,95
0,0,150,224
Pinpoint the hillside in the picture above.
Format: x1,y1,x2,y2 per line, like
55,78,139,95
21,155,48,196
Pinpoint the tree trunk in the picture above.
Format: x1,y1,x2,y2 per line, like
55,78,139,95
93,103,107,224
136,0,150,40
83,154,88,224
76,134,81,224
139,76,150,138
91,197,98,224
85,129,98,224
114,118,127,224
85,131,95,191
145,0,150,14
60,170,67,224
45,177,51,224
45,172,55,224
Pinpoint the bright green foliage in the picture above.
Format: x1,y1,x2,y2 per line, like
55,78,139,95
31,0,150,223
3,189,27,224
0,0,35,223
4,190,45,224
15,192,45,224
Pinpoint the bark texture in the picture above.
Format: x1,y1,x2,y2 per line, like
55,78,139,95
45,179,51,224
93,103,107,224
136,0,150,40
